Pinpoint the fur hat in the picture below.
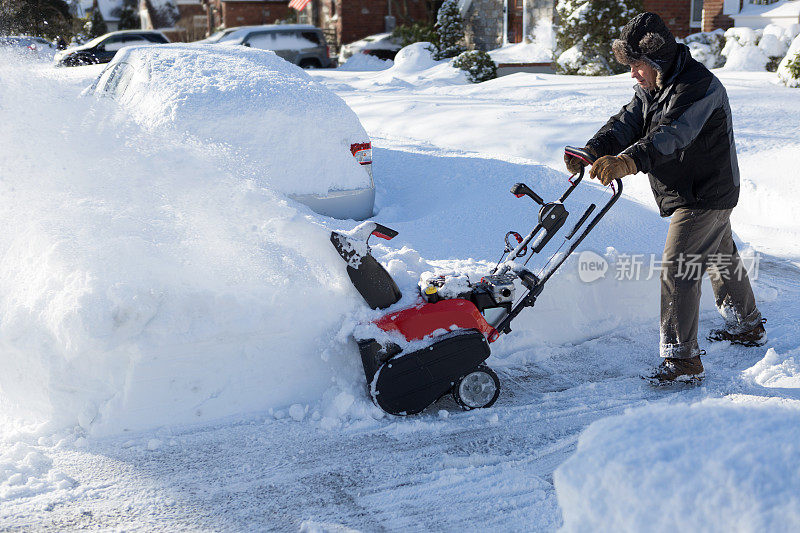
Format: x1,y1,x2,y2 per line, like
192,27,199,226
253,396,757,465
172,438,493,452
612,12,678,89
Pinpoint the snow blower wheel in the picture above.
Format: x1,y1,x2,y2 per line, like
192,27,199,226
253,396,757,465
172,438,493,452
452,364,500,410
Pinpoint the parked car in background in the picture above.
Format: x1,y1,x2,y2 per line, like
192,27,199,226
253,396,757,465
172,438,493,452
196,26,252,44
209,24,335,69
89,44,374,220
54,30,169,67
0,35,57,60
339,33,402,62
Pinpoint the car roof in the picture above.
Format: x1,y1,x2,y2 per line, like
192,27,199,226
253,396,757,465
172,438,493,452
105,30,166,36
229,24,319,33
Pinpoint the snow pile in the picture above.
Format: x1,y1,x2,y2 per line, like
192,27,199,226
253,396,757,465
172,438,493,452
0,53,369,437
392,42,441,73
372,42,467,86
489,42,551,64
555,397,800,532
94,44,370,196
744,347,800,388
0,443,73,501
338,53,393,71
778,34,800,87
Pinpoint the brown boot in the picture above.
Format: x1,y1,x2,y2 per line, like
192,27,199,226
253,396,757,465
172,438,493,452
644,355,705,384
707,319,767,347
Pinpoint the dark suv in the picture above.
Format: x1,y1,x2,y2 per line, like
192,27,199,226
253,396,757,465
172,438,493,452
54,30,169,67
208,25,334,69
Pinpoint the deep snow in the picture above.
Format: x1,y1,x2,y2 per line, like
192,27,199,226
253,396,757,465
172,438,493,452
1,48,800,531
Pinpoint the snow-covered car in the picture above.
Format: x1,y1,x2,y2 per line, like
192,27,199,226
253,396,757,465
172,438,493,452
0,35,56,60
207,24,335,69
54,30,169,67
89,44,374,219
339,32,402,62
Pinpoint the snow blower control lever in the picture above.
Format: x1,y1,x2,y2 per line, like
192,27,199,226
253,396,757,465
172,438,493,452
510,183,544,205
329,146,622,416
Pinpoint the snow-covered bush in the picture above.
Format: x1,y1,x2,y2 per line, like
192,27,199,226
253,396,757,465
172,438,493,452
721,25,790,72
555,0,643,75
452,50,497,83
432,0,466,60
681,29,725,69
778,34,800,87
725,42,769,70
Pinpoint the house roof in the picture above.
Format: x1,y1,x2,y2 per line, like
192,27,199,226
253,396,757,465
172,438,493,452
738,0,800,19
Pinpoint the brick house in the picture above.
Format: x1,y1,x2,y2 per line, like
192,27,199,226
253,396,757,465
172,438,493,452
200,1,433,48
311,0,434,47
642,0,730,36
459,0,553,50
203,0,292,32
461,1,775,52
140,0,210,41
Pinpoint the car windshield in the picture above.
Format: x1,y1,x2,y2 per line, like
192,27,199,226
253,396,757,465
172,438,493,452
217,29,245,44
204,29,234,43
82,33,111,49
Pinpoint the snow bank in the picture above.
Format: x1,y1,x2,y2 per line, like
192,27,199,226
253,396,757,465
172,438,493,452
555,397,800,532
93,44,370,196
0,53,368,437
338,53,393,71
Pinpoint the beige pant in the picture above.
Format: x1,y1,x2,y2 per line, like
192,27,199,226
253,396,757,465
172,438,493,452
660,208,762,359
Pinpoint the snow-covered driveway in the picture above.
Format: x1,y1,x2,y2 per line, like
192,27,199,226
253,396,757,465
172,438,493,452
2,56,800,531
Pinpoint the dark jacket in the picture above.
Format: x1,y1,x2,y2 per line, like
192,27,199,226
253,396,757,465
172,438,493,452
587,44,740,217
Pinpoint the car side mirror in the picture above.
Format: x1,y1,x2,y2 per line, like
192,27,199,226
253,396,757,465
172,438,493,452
243,42,251,47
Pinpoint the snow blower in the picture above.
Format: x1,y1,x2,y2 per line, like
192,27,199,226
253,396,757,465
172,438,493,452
330,147,621,415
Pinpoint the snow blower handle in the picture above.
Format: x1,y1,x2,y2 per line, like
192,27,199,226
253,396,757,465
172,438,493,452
564,145,597,167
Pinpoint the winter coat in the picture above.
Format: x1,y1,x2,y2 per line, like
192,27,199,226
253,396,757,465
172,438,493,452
587,44,740,217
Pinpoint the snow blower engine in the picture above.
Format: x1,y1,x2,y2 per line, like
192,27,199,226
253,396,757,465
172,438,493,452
330,147,622,416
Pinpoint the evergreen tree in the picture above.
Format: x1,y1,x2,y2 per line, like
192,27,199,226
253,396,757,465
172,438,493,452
555,0,642,75
117,0,140,31
432,0,465,60
87,7,108,38
0,0,72,39
453,50,498,83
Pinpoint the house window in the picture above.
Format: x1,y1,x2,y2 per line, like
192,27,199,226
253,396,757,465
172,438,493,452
690,0,703,28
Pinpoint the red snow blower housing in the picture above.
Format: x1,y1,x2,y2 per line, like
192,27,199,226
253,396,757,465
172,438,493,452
330,147,621,415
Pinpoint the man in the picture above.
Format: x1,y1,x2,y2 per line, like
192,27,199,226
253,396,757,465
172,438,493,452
565,12,766,383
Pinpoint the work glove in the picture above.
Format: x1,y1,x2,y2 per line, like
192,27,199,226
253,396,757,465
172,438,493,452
589,154,637,186
564,146,596,175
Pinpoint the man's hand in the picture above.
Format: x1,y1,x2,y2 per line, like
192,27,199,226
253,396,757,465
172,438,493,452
589,154,637,185
564,146,596,175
